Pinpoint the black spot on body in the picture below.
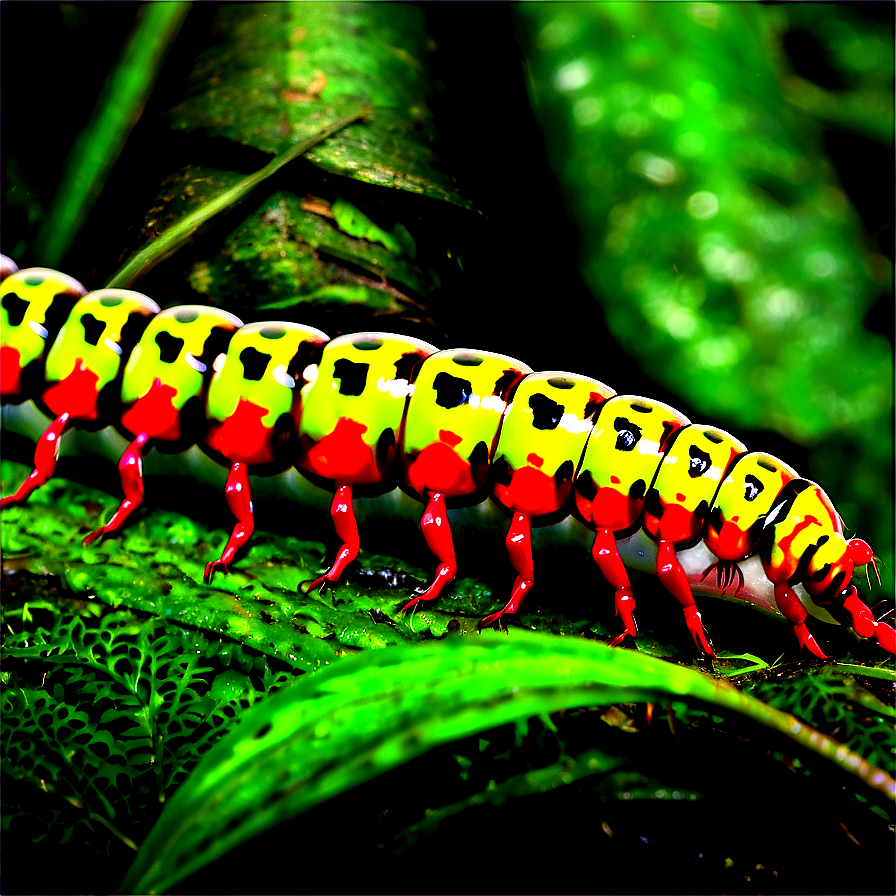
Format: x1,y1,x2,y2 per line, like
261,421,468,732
614,417,642,451
240,346,271,381
2,292,28,327
333,358,369,396
433,371,471,408
155,331,184,364
529,392,564,430
80,313,105,347
688,445,711,478
743,474,763,502
629,478,647,501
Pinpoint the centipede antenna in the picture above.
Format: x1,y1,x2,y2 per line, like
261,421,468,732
874,606,894,625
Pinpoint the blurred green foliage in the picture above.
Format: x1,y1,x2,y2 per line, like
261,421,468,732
514,0,894,602
516,2,892,443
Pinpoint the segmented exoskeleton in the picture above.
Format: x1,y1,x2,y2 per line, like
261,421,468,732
1,258,892,657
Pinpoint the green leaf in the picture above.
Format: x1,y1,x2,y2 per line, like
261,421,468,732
120,631,894,894
105,108,368,289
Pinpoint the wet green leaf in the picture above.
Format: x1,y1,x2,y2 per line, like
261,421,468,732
120,630,894,894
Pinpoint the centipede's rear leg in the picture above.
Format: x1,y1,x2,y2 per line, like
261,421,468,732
300,484,359,594
591,526,637,647
657,539,716,657
204,461,255,584
401,491,456,611
1,412,72,508
83,432,152,546
772,582,827,659
479,512,534,630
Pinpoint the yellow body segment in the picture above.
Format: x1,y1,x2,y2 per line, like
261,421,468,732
704,451,799,561
206,322,329,429
43,290,161,406
643,424,746,546
401,348,531,498
296,332,436,486
575,395,689,533
492,372,614,517
121,306,243,411
761,481,850,595
1,268,87,397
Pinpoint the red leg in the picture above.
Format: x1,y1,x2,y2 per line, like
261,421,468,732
1,412,72,508
773,582,827,659
591,526,637,647
204,462,255,584
83,432,152,546
657,539,716,657
480,513,534,629
842,590,896,654
300,485,359,593
401,491,456,610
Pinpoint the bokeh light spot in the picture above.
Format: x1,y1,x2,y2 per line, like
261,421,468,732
686,191,719,220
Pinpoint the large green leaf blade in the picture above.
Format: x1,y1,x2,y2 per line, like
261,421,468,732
119,630,894,895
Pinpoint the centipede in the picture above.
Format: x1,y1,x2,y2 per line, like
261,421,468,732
1,256,893,658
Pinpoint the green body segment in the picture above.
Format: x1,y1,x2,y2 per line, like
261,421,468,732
492,372,615,518
205,321,329,467
401,348,531,499
705,451,799,561
0,268,87,399
644,424,747,547
296,332,437,486
575,395,689,534
41,290,161,420
119,305,243,441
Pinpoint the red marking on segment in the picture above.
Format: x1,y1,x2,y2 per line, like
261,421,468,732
610,475,621,485
206,398,277,466
42,359,101,419
676,492,686,503
776,515,820,563
587,485,644,533
439,429,462,447
0,345,23,396
494,465,561,517
711,518,753,561
647,500,700,545
407,441,475,497
303,417,381,484
120,378,182,440
527,453,543,468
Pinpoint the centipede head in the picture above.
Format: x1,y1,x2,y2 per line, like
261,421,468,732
846,538,880,589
